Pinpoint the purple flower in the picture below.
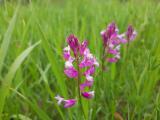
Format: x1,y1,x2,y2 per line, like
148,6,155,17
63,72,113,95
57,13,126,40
86,75,93,81
59,34,99,108
108,49,119,55
80,80,93,91
63,46,71,60
79,57,94,68
126,25,137,41
79,49,99,68
101,22,137,65
81,91,94,99
66,34,79,56
118,34,127,44
84,66,95,76
101,22,118,46
64,67,78,78
107,58,118,63
79,40,88,55
64,99,77,108
55,95,76,108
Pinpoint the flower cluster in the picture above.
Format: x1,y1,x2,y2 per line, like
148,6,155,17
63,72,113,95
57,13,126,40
55,34,99,108
55,22,137,109
101,22,137,63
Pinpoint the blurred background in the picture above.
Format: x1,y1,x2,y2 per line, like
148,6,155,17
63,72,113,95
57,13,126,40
0,0,160,120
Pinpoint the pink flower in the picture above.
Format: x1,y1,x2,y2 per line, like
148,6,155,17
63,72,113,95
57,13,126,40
61,34,99,106
81,91,94,99
63,46,71,60
108,49,119,55
79,40,88,55
64,67,78,78
86,75,93,81
79,57,95,68
101,22,118,46
107,58,118,63
126,25,137,41
118,34,127,44
66,34,79,56
80,80,93,91
101,22,136,64
79,50,99,68
55,95,77,108
64,99,77,108
84,66,95,76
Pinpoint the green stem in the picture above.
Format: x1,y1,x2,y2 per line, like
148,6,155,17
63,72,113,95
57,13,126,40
76,56,86,120
126,39,130,61
101,45,106,81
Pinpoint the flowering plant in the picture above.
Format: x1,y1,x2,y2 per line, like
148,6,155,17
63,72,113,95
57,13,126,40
55,22,137,112
55,34,99,108
101,22,137,64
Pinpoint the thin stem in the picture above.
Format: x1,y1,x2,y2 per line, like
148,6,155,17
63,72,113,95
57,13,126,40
126,39,130,61
101,45,106,81
76,56,86,120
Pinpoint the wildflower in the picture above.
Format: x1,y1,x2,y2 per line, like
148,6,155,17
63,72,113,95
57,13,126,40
55,95,64,105
101,22,118,46
81,91,94,99
79,40,88,55
64,67,78,78
79,49,99,68
101,22,137,64
80,80,93,91
126,25,137,41
84,66,95,76
101,22,123,63
55,95,77,108
67,34,79,56
66,35,98,100
56,34,99,108
63,46,71,60
64,99,77,108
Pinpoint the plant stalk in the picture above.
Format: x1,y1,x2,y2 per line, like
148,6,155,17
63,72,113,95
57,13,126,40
76,56,86,120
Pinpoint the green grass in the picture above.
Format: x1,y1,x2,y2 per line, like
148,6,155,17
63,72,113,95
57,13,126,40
0,0,160,119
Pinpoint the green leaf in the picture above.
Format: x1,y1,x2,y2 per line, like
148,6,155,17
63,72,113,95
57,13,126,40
11,114,32,120
37,23,68,97
10,88,51,120
0,41,40,119
0,5,19,74
37,65,65,120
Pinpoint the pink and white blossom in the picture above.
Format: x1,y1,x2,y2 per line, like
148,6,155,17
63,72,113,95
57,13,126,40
126,25,137,41
81,91,95,99
64,67,78,78
55,95,77,108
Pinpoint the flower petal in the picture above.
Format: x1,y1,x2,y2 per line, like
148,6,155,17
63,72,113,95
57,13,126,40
66,34,79,56
64,99,76,108
80,80,93,91
80,40,88,55
84,66,95,76
126,25,137,41
64,67,78,78
55,95,64,105
107,58,118,63
81,91,94,99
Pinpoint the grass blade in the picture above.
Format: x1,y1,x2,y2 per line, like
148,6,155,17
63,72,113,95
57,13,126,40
0,41,40,119
37,23,68,97
37,65,65,120
0,5,19,74
10,88,51,120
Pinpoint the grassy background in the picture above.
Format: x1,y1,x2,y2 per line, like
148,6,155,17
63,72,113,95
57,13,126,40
0,0,160,119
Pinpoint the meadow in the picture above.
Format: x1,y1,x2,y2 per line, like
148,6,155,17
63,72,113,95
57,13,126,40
0,0,160,120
